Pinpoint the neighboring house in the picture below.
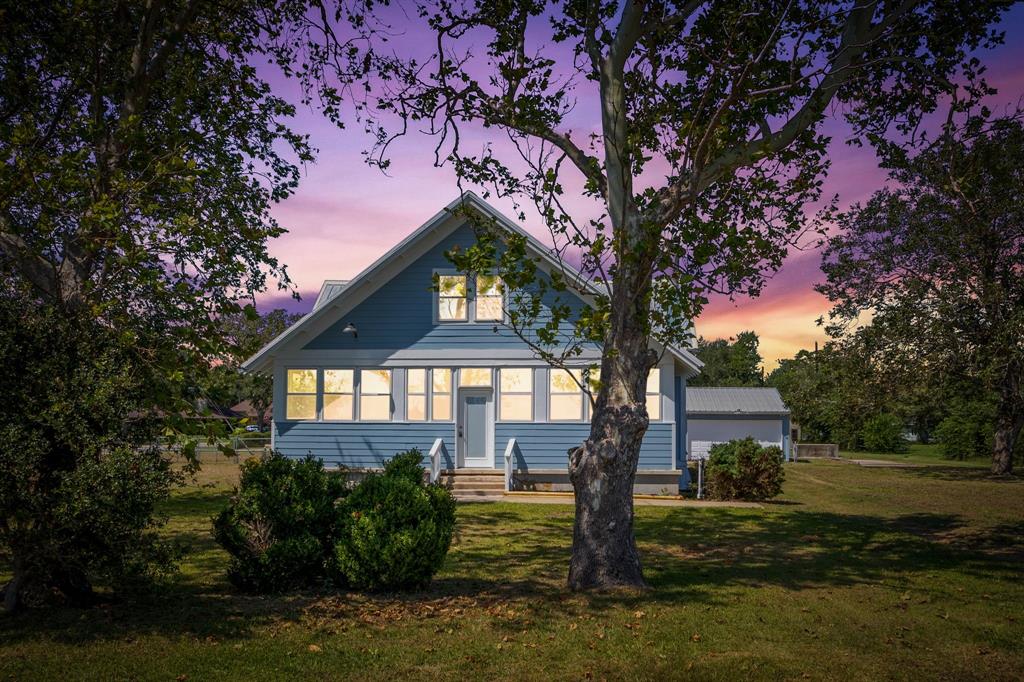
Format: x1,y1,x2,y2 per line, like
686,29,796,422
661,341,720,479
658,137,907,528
685,387,792,464
243,192,789,494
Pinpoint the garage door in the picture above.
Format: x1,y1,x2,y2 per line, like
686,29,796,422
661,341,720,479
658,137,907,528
687,418,783,460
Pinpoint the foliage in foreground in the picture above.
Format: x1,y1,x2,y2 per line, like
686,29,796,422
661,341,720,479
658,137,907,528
705,438,785,501
0,297,181,610
334,449,456,591
213,454,347,593
213,449,455,594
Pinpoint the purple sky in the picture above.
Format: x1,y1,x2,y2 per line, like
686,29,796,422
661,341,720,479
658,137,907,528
256,6,1024,368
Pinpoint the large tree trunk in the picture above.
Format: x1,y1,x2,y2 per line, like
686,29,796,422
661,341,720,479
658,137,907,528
567,273,654,591
990,404,1022,476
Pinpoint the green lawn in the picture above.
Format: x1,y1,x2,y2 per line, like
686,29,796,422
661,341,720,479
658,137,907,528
840,442,992,467
2,457,1023,681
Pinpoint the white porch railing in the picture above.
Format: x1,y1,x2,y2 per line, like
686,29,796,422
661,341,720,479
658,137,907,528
428,438,447,483
503,438,519,492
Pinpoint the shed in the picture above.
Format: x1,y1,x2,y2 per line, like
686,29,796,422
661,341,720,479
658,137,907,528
685,387,792,462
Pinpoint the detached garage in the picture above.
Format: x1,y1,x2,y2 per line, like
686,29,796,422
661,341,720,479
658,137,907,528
686,387,792,462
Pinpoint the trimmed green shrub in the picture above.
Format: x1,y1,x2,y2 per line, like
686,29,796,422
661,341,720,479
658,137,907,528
382,447,428,485
333,450,456,591
705,437,785,501
213,453,346,593
860,414,909,453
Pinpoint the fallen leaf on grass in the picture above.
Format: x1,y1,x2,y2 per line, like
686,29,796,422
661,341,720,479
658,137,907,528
308,644,322,653
691,633,701,643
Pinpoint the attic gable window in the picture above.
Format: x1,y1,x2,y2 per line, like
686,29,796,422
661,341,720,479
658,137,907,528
475,274,503,321
437,275,468,321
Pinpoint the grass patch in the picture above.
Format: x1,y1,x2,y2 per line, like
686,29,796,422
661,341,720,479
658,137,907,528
2,456,1022,680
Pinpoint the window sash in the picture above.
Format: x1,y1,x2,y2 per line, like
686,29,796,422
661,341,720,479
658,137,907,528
499,368,533,421
407,368,427,421
475,274,503,321
459,367,492,387
438,274,468,321
286,369,317,420
646,368,661,420
431,368,452,421
359,369,391,421
323,369,355,421
549,369,584,421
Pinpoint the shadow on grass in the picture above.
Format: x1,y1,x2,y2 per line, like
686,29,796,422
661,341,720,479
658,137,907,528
3,498,1022,646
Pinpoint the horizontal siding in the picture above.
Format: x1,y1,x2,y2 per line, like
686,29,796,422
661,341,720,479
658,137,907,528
304,224,597,352
275,421,454,469
275,420,674,472
496,422,674,471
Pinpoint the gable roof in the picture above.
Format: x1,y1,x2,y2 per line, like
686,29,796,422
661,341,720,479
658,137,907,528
243,191,703,374
686,387,789,416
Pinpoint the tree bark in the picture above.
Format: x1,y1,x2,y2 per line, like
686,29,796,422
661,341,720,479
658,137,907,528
568,266,655,590
2,561,25,614
990,404,1022,476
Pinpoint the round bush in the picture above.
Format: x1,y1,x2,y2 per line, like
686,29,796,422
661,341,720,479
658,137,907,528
705,437,785,501
213,453,346,593
333,473,456,591
860,414,909,453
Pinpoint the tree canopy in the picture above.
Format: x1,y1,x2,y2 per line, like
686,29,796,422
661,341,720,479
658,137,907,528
325,0,1012,588
819,114,1024,474
689,331,765,387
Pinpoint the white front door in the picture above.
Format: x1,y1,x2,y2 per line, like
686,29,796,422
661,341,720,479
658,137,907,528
457,389,493,467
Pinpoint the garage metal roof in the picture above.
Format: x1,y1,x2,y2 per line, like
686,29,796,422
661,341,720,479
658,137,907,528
686,387,789,415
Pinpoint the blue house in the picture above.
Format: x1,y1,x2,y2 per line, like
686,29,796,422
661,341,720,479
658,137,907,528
244,192,714,494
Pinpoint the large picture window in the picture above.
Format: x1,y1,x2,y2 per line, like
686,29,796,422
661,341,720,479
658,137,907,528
360,369,392,421
431,368,452,421
323,369,354,420
499,368,533,421
407,369,427,421
286,369,317,420
475,274,503,321
549,369,584,421
437,274,468,321
646,368,661,420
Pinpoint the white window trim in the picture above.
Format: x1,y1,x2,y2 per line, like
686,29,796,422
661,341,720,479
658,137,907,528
497,367,534,422
432,269,507,325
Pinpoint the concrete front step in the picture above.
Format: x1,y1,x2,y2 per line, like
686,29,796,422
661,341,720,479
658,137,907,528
440,469,505,499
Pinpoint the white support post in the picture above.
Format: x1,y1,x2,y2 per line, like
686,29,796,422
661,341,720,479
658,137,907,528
503,438,517,493
697,459,704,500
428,438,446,483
